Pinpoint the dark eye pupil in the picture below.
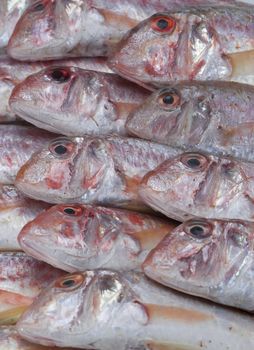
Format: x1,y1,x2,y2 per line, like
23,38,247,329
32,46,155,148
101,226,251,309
62,279,76,287
157,19,168,30
64,208,76,215
51,69,70,83
190,226,204,237
187,158,201,168
33,3,45,11
54,145,67,155
163,95,174,105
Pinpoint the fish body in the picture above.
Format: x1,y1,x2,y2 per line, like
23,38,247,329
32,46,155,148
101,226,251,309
17,270,254,349
15,136,180,208
0,57,112,122
0,184,48,250
7,0,244,61
144,218,254,311
127,82,254,163
18,204,175,272
139,152,254,222
0,125,58,184
109,6,254,88
9,66,149,136
0,252,64,324
0,326,74,350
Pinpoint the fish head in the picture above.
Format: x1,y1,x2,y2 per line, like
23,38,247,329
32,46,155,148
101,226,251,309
140,152,244,220
109,10,231,87
139,152,212,220
10,67,105,134
17,270,147,348
143,219,252,295
7,0,82,61
15,136,109,203
18,204,123,271
126,84,211,145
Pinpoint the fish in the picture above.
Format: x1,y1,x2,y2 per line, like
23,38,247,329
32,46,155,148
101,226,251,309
7,0,244,61
0,1,37,50
18,204,175,272
9,66,149,136
0,184,49,250
0,125,58,184
0,252,64,325
17,269,254,349
0,57,112,122
15,135,180,209
139,152,254,222
109,6,254,88
143,218,254,311
126,82,254,163
0,326,75,349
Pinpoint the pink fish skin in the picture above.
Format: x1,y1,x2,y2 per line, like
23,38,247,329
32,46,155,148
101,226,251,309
0,125,58,184
143,218,254,311
15,135,180,209
0,1,38,50
0,184,49,250
0,57,112,122
109,6,254,88
9,66,149,136
18,204,175,272
0,252,65,325
7,0,243,61
126,82,254,163
139,152,254,222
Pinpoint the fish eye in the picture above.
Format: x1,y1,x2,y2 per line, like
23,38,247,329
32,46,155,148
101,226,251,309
151,15,176,33
32,2,45,11
158,90,180,109
62,206,83,216
49,138,75,158
184,220,212,239
180,153,208,170
55,274,84,291
48,68,71,83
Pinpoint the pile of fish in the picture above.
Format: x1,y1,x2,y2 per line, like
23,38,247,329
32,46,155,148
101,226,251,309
1,0,254,349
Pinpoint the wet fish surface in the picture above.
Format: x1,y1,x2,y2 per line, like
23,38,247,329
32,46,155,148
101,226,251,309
0,57,112,122
7,0,244,61
139,152,254,222
0,252,64,325
0,0,37,50
15,135,180,209
109,6,254,88
143,218,254,311
0,326,75,349
9,66,149,136
0,184,48,250
0,125,58,184
127,82,254,163
17,270,254,349
18,204,175,272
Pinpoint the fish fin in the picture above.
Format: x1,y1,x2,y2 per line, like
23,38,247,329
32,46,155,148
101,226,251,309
96,8,138,31
146,341,200,350
229,50,254,83
144,303,213,323
0,306,28,325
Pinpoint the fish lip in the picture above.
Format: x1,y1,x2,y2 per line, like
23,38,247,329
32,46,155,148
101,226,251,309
19,237,75,273
17,322,57,347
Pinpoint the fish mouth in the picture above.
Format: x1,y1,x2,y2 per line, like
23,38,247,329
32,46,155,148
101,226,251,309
19,236,75,273
9,100,65,134
17,321,57,347
139,185,195,222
